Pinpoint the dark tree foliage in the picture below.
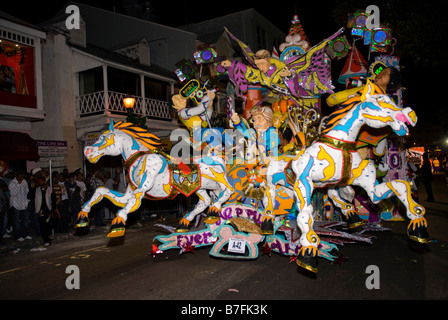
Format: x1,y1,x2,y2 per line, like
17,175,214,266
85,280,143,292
332,0,447,69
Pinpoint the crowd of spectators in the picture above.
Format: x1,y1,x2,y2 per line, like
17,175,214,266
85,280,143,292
0,167,124,247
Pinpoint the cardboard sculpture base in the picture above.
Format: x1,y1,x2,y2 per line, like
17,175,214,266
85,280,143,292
153,204,388,262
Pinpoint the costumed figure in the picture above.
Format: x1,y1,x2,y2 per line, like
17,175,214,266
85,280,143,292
75,120,233,237
221,28,343,116
172,91,214,129
230,105,280,234
283,81,429,273
171,89,218,150
327,61,402,107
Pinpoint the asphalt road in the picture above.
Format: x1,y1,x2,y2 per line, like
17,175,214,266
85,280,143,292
0,176,447,307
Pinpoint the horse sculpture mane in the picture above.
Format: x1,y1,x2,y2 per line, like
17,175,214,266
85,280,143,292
112,121,162,150
321,83,386,135
321,101,359,135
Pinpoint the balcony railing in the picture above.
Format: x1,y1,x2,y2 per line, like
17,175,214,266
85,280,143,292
76,91,173,120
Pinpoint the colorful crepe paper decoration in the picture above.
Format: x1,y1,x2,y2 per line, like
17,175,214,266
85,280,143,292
348,9,394,54
338,43,369,85
325,35,351,60
149,244,163,258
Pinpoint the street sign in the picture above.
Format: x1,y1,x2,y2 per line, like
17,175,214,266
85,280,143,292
36,140,68,157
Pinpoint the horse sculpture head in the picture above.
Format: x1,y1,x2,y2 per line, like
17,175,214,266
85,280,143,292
84,120,161,164
359,81,417,137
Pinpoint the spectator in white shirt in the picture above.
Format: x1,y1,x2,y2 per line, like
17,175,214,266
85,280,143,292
8,172,31,241
75,172,87,202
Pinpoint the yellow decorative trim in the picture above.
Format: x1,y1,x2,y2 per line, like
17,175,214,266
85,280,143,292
407,235,430,244
204,215,220,224
205,167,233,191
113,121,161,150
139,157,147,176
408,110,417,123
98,134,115,150
348,220,364,229
130,192,143,212
111,216,125,225
408,217,427,231
296,246,319,273
175,218,191,233
78,211,88,218
295,181,306,212
88,153,104,164
347,160,369,185
363,114,394,123
378,100,402,112
317,136,357,184
163,183,172,196
107,228,126,238
296,259,318,274
299,246,318,257
305,222,320,246
387,181,426,217
317,146,335,181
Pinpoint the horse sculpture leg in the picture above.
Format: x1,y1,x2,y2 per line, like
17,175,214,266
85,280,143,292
210,184,233,216
107,167,165,237
75,187,131,230
76,168,158,238
107,186,147,238
386,180,429,243
262,158,292,235
176,190,211,233
295,196,320,273
328,187,364,229
292,156,320,273
176,181,234,232
199,157,234,224
352,162,429,243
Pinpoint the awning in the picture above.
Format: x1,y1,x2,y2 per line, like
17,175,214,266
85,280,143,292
0,131,40,161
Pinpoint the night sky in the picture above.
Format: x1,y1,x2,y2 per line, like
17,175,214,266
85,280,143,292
3,1,337,38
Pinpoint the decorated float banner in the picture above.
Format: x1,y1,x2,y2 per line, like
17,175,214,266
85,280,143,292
155,204,338,261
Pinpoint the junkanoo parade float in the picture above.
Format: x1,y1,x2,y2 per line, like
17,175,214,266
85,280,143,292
74,8,429,274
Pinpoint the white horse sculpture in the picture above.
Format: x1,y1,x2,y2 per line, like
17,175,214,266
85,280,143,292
75,121,233,237
266,81,429,273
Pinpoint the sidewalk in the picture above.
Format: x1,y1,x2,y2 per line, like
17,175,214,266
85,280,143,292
0,211,180,256
0,223,110,256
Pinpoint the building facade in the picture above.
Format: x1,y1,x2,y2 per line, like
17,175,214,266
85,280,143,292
0,11,46,173
35,2,198,172
1,3,286,174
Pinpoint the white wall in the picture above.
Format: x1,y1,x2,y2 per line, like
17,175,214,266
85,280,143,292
33,32,83,171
